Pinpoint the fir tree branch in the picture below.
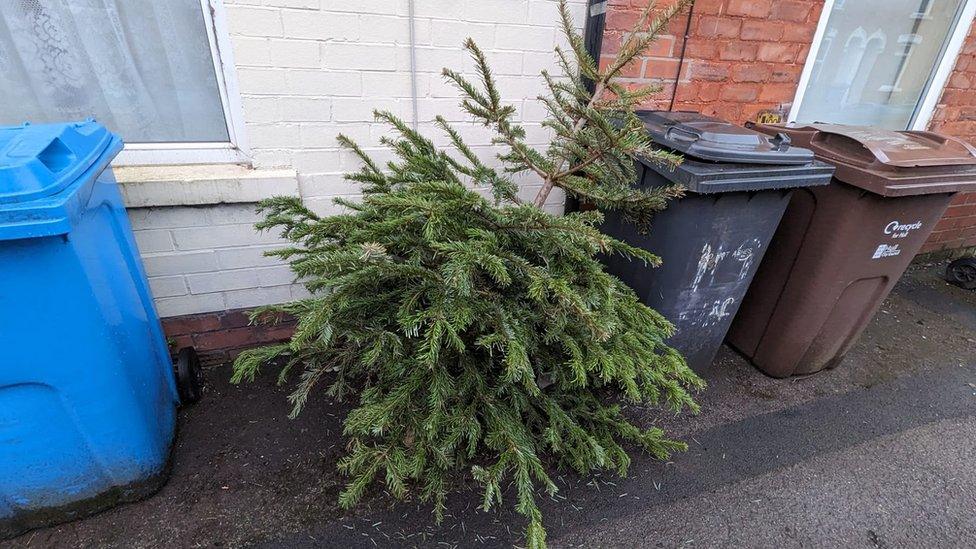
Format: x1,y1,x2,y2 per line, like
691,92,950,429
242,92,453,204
530,0,693,208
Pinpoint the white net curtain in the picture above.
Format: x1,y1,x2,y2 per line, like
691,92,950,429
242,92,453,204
0,0,229,143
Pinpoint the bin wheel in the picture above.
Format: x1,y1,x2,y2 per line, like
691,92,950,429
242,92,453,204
946,257,976,290
175,347,202,405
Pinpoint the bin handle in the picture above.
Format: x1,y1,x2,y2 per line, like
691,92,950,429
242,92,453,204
664,125,701,143
809,131,880,165
769,132,791,150
910,130,976,158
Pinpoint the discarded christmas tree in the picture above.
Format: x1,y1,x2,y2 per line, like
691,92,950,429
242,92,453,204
233,1,700,547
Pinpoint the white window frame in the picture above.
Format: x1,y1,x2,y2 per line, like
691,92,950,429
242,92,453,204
788,0,976,131
114,0,249,166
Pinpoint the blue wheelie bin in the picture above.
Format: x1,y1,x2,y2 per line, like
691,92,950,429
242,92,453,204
0,121,194,538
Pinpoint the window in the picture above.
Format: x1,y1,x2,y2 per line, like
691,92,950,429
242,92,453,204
0,0,245,164
790,0,974,130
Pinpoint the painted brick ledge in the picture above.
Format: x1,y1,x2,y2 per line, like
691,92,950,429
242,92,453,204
162,307,296,367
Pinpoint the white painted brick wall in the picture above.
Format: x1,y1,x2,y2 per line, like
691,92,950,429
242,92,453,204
132,0,584,317
130,204,309,317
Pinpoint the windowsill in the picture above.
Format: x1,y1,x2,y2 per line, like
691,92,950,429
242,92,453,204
114,145,250,166
115,164,299,208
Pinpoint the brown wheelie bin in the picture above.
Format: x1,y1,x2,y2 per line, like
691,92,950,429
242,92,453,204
727,124,976,378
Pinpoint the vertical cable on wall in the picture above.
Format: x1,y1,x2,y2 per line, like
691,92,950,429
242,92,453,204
668,1,696,111
408,0,420,130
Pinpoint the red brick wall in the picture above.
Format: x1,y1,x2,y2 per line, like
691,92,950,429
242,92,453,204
922,193,976,255
163,308,295,366
923,20,976,255
606,0,975,255
603,0,825,124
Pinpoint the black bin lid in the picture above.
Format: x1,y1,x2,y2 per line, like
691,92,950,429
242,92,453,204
638,111,814,165
651,157,836,194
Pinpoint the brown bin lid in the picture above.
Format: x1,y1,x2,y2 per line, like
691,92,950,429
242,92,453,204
746,122,976,197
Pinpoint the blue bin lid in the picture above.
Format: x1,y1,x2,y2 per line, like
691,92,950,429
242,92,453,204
0,120,122,240
0,120,116,204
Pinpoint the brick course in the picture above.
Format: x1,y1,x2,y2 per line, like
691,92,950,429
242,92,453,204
923,20,976,255
603,0,824,123
129,204,312,318
163,307,296,366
